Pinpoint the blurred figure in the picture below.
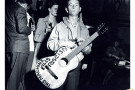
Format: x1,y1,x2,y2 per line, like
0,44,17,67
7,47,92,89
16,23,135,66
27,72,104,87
31,0,59,70
105,41,126,64
101,41,128,87
5,0,32,90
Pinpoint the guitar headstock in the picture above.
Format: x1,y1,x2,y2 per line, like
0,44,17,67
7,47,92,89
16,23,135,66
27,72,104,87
97,23,109,34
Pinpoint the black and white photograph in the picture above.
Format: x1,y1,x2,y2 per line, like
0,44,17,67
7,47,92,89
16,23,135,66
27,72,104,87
4,0,133,90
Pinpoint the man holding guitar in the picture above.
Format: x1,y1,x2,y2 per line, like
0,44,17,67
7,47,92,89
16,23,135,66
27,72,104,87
35,0,107,89
47,0,92,90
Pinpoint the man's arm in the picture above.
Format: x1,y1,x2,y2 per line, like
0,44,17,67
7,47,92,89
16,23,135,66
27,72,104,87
81,30,92,55
47,25,61,51
34,18,45,42
15,7,31,35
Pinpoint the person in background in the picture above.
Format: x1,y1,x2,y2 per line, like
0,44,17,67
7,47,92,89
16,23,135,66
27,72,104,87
5,0,32,90
31,0,59,70
47,0,92,90
105,41,126,65
101,40,127,86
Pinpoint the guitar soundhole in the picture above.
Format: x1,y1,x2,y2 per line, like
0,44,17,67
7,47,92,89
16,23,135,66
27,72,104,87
59,58,68,66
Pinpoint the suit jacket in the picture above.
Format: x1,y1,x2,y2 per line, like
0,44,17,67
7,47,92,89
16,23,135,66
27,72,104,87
5,2,31,54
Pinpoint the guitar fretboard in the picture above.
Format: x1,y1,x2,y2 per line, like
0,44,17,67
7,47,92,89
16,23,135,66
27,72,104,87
65,32,99,61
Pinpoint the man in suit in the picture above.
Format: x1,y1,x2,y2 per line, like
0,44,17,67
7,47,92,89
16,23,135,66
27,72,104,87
5,0,32,90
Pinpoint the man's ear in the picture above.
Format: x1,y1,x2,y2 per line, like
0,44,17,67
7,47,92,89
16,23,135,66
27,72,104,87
79,7,82,12
48,8,51,12
65,8,68,13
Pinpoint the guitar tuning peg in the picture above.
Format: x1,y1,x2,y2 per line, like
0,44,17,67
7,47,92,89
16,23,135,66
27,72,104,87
102,23,104,25
101,23,103,25
97,26,100,30
101,31,104,34
105,27,108,30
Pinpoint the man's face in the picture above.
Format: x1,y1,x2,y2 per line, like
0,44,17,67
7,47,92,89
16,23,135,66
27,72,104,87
66,0,81,16
49,5,59,17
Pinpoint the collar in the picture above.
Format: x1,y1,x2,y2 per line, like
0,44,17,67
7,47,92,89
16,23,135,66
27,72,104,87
43,15,49,22
17,2,26,11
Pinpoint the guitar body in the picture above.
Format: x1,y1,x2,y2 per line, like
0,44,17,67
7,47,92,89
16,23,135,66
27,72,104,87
35,47,79,89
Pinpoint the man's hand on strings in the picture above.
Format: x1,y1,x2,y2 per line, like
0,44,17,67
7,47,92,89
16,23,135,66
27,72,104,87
67,41,77,49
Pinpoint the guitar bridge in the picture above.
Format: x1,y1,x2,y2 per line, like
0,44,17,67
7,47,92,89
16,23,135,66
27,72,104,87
45,65,58,79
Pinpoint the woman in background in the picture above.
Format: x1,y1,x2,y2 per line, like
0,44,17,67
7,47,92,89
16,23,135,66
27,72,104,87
31,0,59,70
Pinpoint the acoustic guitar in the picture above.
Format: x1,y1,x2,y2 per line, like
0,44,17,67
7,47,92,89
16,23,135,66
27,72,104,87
35,23,108,89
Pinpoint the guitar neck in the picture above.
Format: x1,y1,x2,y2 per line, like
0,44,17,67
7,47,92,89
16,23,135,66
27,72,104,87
65,32,99,61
